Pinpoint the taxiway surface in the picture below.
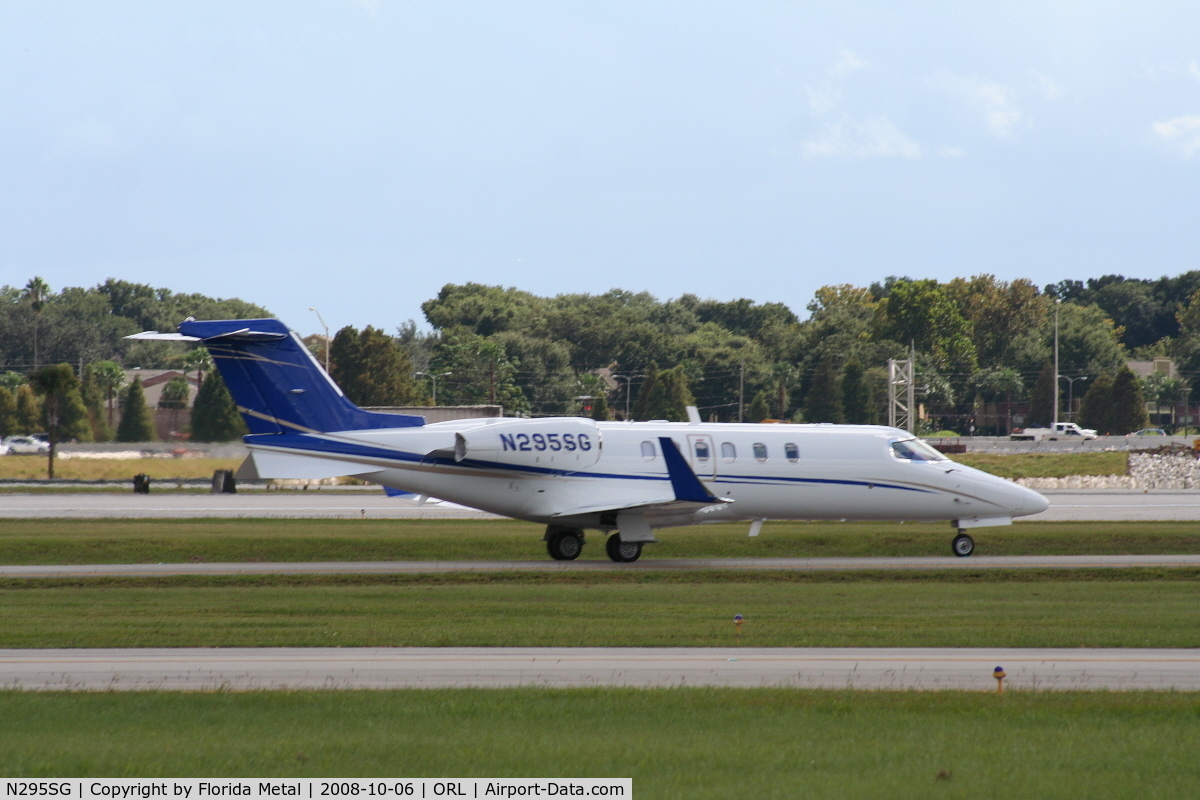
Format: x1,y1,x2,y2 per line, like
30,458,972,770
4,647,1197,691
2,490,1199,521
4,553,1200,578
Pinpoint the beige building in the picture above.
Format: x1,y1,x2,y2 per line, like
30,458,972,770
122,370,202,441
1126,357,1179,381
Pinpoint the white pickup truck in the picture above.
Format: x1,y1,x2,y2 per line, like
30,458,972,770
1010,422,1099,441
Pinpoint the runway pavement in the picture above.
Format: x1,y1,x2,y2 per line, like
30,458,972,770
0,493,501,519
3,647,1197,691
2,490,1199,520
4,553,1200,578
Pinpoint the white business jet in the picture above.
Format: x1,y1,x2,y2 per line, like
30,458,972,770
130,318,1049,562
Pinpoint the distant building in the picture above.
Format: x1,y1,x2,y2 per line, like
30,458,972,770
1126,357,1179,381
123,370,202,441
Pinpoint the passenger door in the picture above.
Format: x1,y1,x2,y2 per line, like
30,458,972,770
686,434,717,481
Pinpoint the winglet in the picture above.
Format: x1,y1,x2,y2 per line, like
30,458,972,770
658,437,719,503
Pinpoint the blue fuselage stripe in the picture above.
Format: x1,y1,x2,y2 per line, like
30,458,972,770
253,435,936,494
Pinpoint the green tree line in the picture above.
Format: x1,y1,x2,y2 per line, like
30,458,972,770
6,272,1200,439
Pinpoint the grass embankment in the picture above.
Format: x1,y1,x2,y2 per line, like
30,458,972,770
3,571,1199,648
0,456,242,481
953,451,1128,479
2,519,1200,565
3,689,1198,797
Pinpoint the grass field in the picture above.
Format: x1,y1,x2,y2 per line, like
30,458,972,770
0,456,243,481
4,518,1200,647
2,689,1198,798
3,570,1199,648
952,450,1128,479
2,518,1200,564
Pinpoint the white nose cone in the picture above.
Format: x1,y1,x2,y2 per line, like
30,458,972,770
1009,483,1051,517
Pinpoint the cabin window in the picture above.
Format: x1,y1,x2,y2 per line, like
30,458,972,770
694,440,711,463
721,442,737,462
753,442,768,462
641,441,657,461
785,442,799,462
890,438,947,462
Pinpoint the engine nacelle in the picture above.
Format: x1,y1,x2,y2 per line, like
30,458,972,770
455,418,602,469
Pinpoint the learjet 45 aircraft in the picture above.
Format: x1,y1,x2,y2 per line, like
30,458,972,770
130,318,1049,561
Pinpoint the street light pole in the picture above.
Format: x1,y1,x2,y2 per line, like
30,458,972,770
308,307,330,374
1058,375,1088,422
417,371,451,405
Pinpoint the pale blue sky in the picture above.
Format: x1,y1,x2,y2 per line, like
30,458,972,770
2,2,1198,335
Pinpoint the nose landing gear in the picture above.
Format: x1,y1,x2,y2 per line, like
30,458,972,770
951,530,975,557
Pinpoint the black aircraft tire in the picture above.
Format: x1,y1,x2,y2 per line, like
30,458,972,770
952,532,975,558
547,530,584,561
606,534,643,563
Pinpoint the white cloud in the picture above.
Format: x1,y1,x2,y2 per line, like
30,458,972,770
830,49,866,78
799,49,922,159
805,86,836,115
938,145,967,159
1031,71,1060,100
1190,62,1200,82
1153,115,1200,156
343,0,381,16
974,82,1026,137
805,50,867,115
803,116,922,159
942,75,1029,138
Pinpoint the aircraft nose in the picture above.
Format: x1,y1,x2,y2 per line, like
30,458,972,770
1010,484,1050,516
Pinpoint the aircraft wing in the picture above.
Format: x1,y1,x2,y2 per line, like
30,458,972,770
548,497,729,519
549,436,733,519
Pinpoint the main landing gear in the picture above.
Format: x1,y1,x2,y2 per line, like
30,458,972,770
605,533,643,563
951,530,975,557
543,526,645,563
546,527,584,561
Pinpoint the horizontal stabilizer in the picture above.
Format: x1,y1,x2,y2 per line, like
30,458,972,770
248,449,370,480
129,318,426,435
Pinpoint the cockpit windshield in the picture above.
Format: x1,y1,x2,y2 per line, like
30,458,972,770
890,438,948,462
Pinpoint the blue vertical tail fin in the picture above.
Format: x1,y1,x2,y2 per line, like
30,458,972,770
170,318,424,435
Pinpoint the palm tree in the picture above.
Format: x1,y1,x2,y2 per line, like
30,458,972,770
180,347,213,386
27,364,75,479
22,277,50,369
769,362,798,420
88,360,126,428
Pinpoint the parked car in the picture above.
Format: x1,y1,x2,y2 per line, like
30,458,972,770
2,435,51,455
1129,428,1168,437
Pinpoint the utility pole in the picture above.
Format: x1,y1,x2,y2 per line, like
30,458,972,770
1053,299,1060,426
612,375,642,420
738,362,745,423
488,360,496,405
308,307,331,374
